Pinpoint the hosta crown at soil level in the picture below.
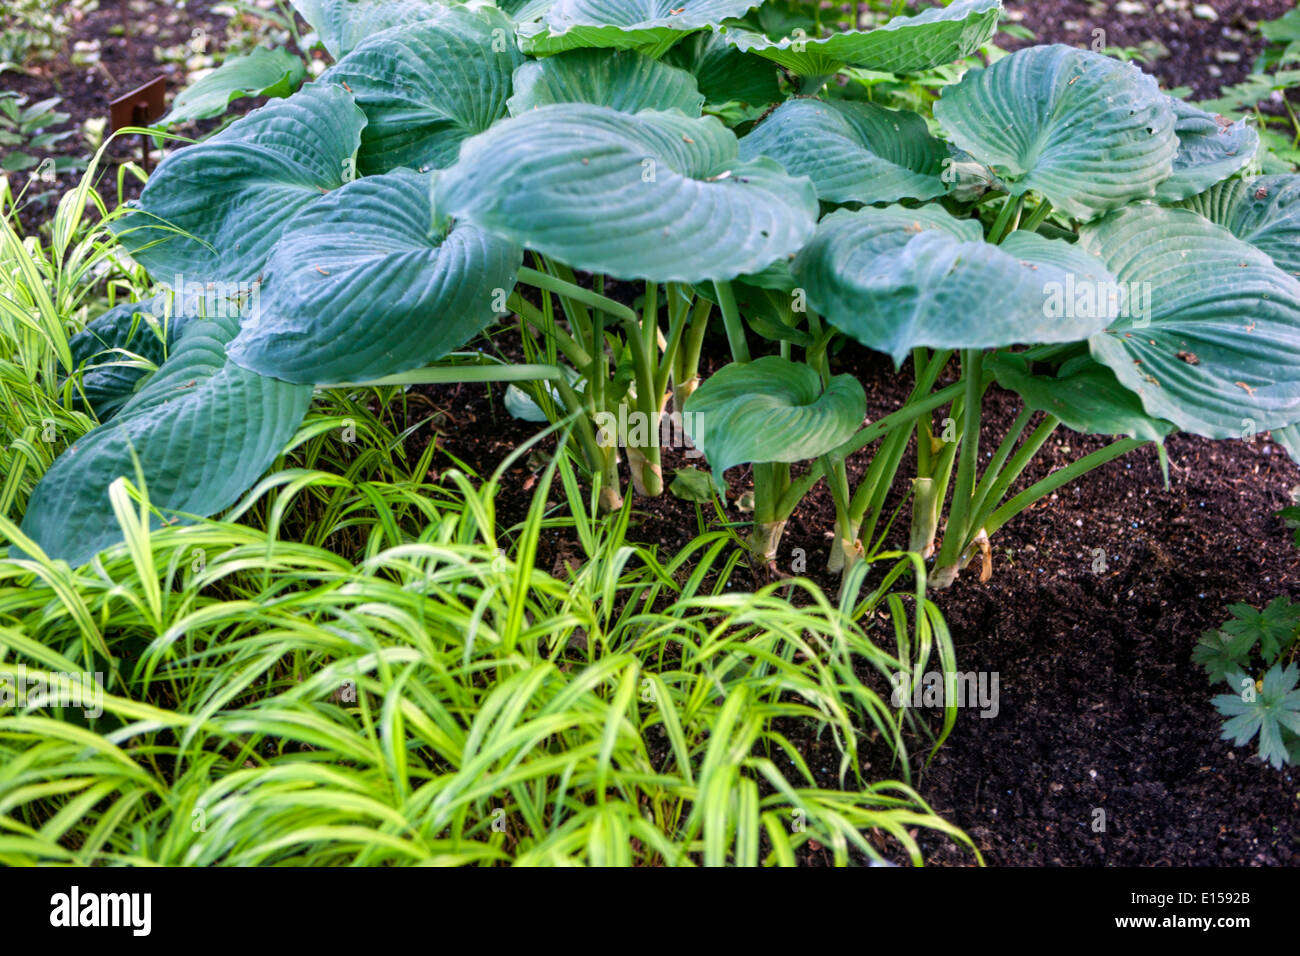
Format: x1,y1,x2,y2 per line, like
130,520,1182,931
19,1,1300,565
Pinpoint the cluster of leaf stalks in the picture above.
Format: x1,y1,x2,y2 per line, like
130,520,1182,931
507,214,1151,591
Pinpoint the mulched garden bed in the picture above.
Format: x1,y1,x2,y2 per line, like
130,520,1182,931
409,330,1300,866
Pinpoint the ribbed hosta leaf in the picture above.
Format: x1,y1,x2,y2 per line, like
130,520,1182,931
322,8,524,175
683,356,865,485
792,205,1119,364
292,0,445,58
518,0,759,55
509,48,704,115
1081,204,1300,438
114,83,365,284
989,352,1175,443
1154,98,1259,203
1175,175,1300,275
718,0,1001,76
18,314,312,566
933,45,1178,220
436,104,818,283
68,296,175,421
227,169,522,384
739,99,946,204
661,31,779,110
68,286,252,419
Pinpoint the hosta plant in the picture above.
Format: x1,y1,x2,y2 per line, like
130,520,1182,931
17,0,1300,596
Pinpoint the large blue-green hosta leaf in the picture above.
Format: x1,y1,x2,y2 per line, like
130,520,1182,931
321,7,525,175
18,314,312,566
792,205,1119,364
114,83,366,284
1274,424,1300,465
718,0,1001,77
1081,204,1300,438
934,45,1178,220
227,169,522,384
739,99,946,204
496,0,554,19
517,0,759,56
509,48,704,115
683,356,865,486
292,0,446,59
436,104,818,283
1153,98,1258,203
1175,174,1300,275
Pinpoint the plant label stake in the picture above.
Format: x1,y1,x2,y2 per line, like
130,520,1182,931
109,76,166,173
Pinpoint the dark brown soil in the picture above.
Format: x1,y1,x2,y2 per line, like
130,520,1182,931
901,389,1300,866
1002,0,1293,98
3,0,238,228
409,326,1300,866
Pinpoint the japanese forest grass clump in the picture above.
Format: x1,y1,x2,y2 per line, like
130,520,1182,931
0,436,977,866
16,0,1300,595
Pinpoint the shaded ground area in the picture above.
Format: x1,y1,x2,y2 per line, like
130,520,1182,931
904,391,1300,866
410,332,1300,865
